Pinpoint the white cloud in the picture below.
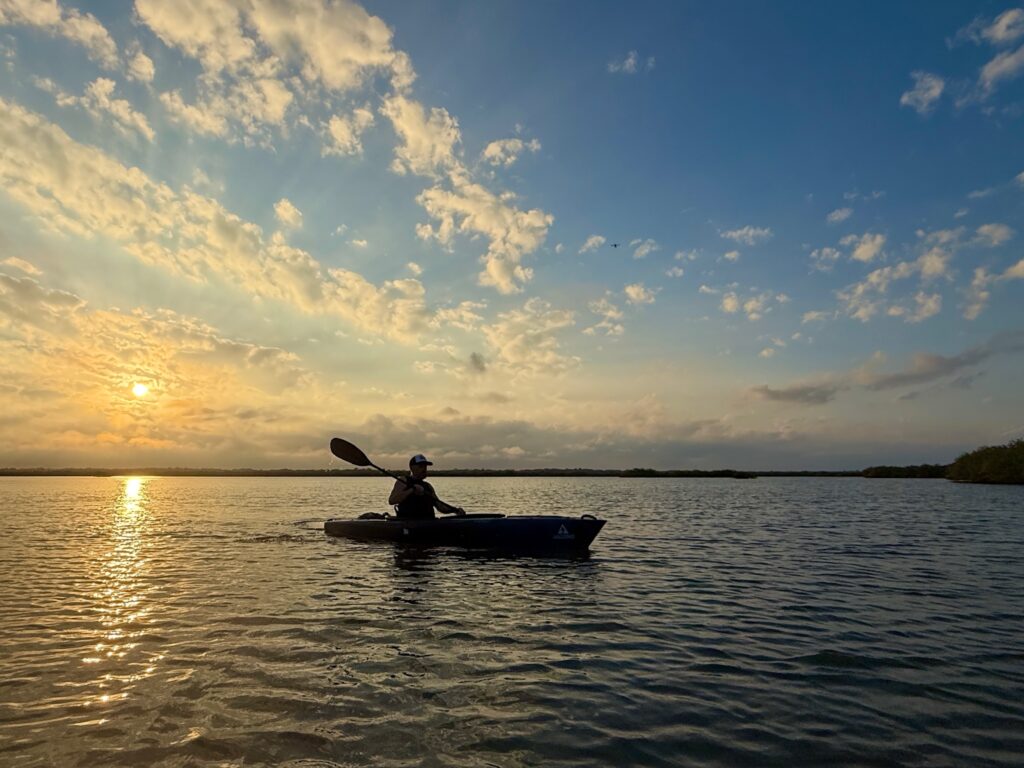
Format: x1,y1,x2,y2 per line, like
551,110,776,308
723,250,740,262
39,76,155,141
955,208,969,218
481,137,540,167
887,292,942,323
721,225,773,246
579,235,606,254
720,289,782,320
0,97,442,342
900,71,944,115
699,285,719,295
274,198,303,229
482,298,578,375
759,347,776,359
840,232,886,263
1016,170,1024,186
415,178,552,294
721,292,740,313
827,207,853,224
975,222,1014,247
584,296,624,336
607,50,654,74
980,44,1024,95
126,43,155,82
955,9,1024,46
324,106,374,156
968,187,995,199
554,243,564,254
624,282,657,305
0,0,118,68
159,90,229,137
675,249,698,261
665,266,685,278
810,246,841,272
630,238,659,259
406,261,422,276
380,94,461,178
802,310,830,324
350,239,368,248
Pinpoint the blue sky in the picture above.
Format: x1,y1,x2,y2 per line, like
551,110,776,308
0,0,1022,470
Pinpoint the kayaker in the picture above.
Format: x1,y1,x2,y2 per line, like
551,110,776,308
388,454,465,519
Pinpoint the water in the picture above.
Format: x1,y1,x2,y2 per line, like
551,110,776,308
0,476,1022,767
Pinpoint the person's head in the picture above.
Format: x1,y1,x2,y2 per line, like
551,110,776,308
409,453,432,478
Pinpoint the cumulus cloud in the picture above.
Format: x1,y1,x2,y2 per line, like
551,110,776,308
900,71,944,114
974,222,1014,246
981,42,1024,96
126,43,155,82
481,137,540,167
723,250,740,262
0,97,447,342
624,282,657,305
40,76,155,141
380,94,461,177
720,289,781,320
1,257,41,275
274,198,303,229
827,207,853,224
840,232,886,263
579,235,606,254
481,298,578,375
665,266,685,277
630,238,659,259
584,296,624,336
721,226,773,246
324,106,374,156
758,347,776,359
810,246,841,272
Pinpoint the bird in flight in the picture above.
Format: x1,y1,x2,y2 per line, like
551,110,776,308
610,243,620,248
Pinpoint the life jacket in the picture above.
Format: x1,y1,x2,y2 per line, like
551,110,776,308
395,479,436,519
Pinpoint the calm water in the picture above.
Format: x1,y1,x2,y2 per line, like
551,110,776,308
0,476,1022,767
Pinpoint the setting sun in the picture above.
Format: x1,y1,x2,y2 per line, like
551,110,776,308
131,383,149,398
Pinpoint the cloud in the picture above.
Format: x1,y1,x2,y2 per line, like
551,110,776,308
900,71,944,115
721,292,739,313
752,382,844,405
126,43,155,82
802,310,830,323
886,292,942,323
758,347,776,359
579,234,606,254
481,137,540,167
274,198,303,229
624,282,657,305
827,207,853,224
864,332,1024,390
810,246,841,272
584,296,624,336
324,106,375,156
980,44,1024,96
974,222,1014,246
720,289,783,320
840,232,886,263
481,298,578,375
723,250,740,262
0,0,118,68
665,266,685,278
350,238,368,248
406,261,422,276
414,177,553,294
159,90,229,137
721,226,773,246
630,238,659,259
1017,170,1024,186
1,257,41,275
381,94,461,178
607,50,655,74
0,97,443,342
954,9,1024,46
39,76,155,141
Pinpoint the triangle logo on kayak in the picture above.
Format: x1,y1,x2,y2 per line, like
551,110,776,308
554,524,574,540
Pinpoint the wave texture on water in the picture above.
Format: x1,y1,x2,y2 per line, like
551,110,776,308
0,476,1022,767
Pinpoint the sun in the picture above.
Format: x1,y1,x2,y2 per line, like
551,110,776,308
132,383,149,398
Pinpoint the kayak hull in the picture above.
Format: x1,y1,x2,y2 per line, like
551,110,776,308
324,514,605,551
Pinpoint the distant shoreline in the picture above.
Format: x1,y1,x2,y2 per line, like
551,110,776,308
1,467,874,478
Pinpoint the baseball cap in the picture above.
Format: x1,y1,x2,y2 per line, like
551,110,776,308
409,454,433,466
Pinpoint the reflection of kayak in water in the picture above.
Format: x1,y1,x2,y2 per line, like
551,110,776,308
324,513,606,552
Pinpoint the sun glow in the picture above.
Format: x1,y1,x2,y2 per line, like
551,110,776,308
131,383,149,398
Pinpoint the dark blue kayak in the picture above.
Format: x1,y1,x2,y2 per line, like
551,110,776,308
324,513,605,551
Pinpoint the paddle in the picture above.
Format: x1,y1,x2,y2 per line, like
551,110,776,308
330,437,465,515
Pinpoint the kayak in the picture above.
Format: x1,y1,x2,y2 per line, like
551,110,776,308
324,513,606,551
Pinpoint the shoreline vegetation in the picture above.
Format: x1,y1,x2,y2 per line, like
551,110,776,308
1,441,1021,483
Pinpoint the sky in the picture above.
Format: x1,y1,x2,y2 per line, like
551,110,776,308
0,0,1023,471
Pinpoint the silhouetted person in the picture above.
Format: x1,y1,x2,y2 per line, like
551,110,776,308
388,454,464,519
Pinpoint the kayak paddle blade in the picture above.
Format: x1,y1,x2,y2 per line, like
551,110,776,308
330,437,372,467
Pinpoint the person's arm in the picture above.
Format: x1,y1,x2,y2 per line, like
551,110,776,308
388,479,423,506
431,492,465,516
